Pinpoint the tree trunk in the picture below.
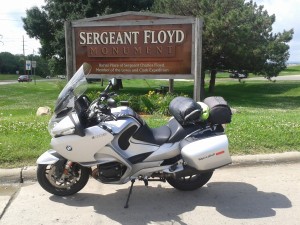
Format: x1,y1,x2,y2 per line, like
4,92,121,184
200,68,206,100
209,69,217,93
169,79,174,93
117,79,123,89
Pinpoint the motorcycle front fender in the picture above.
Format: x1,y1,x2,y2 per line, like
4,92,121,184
37,149,65,165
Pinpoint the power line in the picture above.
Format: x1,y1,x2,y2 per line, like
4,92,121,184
0,19,20,21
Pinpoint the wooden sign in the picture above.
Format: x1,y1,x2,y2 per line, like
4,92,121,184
65,12,203,99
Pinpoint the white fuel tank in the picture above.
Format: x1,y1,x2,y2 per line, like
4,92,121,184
181,134,232,171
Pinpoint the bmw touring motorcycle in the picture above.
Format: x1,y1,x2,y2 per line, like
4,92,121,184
37,63,232,207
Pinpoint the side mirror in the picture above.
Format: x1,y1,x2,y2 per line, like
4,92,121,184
111,78,117,87
107,98,117,108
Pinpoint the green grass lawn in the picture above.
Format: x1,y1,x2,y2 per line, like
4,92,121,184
1,77,300,168
0,81,63,167
279,65,300,75
0,74,19,80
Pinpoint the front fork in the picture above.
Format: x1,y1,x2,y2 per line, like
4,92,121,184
59,161,74,182
37,150,77,182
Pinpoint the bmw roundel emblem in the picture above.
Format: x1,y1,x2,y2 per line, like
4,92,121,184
66,145,72,151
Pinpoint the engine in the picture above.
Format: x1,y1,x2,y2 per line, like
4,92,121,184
92,162,127,182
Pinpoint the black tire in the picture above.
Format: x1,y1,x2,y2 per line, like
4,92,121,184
166,171,213,191
37,163,90,196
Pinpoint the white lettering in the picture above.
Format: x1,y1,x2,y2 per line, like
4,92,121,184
86,32,93,44
157,31,167,44
144,30,151,44
151,31,158,44
109,32,115,44
132,31,139,44
93,33,100,44
115,32,123,44
100,32,108,44
79,29,185,45
79,32,86,44
175,30,185,43
167,30,175,43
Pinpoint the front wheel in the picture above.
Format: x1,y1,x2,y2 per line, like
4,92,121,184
37,162,90,196
166,171,213,191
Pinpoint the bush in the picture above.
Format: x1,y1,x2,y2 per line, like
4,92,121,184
129,91,188,115
86,89,180,116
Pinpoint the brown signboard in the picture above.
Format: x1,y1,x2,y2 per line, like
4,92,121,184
66,12,203,100
74,23,192,75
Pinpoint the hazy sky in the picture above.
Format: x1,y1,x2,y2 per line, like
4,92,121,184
0,0,299,62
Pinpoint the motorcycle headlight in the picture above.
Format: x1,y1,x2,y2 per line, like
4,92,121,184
48,114,75,137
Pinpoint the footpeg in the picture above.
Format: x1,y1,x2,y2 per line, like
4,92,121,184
143,177,148,187
169,163,178,172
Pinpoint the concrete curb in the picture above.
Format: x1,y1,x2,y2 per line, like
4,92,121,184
229,151,300,167
0,166,37,184
0,152,299,184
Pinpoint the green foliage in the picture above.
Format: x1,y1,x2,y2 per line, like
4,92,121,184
0,52,50,77
86,89,178,115
101,0,154,13
22,0,154,74
119,90,177,115
120,95,143,112
141,92,156,113
0,52,21,74
152,0,294,85
142,90,181,115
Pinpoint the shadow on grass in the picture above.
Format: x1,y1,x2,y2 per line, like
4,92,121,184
92,81,300,110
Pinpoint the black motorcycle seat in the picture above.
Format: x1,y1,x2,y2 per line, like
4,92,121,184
132,123,171,145
167,117,204,143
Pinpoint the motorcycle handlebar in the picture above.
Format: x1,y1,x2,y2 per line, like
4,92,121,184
103,80,113,93
87,79,118,121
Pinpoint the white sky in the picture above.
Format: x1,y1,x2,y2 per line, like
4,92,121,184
0,0,299,62
256,0,300,63
0,0,44,56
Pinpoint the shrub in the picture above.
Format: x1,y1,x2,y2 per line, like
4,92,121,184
85,88,186,116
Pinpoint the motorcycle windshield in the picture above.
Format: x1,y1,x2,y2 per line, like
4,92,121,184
54,63,92,114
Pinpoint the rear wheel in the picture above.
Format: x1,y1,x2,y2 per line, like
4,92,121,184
37,162,90,196
166,171,213,191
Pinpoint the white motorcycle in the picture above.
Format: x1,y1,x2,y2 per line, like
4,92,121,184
37,63,232,208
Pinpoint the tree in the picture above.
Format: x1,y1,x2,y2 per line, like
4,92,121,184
152,0,293,94
0,52,50,77
22,0,154,75
0,52,19,74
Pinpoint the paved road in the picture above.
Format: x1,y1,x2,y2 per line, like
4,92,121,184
1,162,299,225
0,81,17,85
0,79,60,85
247,75,300,81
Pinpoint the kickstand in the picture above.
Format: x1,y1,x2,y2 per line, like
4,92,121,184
124,179,135,208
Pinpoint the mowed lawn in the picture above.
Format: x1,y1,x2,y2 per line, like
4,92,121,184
1,77,300,167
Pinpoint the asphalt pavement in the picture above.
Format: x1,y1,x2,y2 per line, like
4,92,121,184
0,152,300,225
